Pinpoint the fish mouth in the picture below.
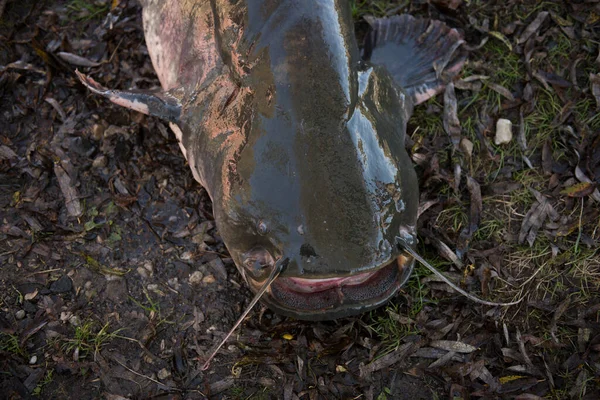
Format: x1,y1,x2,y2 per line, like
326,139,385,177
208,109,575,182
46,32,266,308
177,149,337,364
249,254,414,320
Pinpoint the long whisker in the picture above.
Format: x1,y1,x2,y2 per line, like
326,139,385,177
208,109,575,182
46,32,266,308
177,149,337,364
396,237,523,307
201,258,288,370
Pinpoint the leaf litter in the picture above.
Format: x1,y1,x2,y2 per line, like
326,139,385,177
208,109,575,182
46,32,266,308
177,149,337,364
1,0,600,399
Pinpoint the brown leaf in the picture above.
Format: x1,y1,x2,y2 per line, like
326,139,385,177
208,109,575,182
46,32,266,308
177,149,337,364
517,11,549,44
0,145,18,161
487,82,515,101
443,83,461,148
542,141,553,176
518,189,559,246
54,162,83,217
457,177,482,258
537,70,572,88
550,297,571,344
488,31,512,51
57,52,101,67
590,73,600,109
430,340,477,353
560,182,597,198
428,350,456,368
359,342,417,380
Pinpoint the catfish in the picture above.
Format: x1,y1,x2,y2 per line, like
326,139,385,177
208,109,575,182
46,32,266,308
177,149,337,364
78,1,468,321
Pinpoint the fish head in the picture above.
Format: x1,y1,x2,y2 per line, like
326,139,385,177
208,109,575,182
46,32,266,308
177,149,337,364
212,64,419,320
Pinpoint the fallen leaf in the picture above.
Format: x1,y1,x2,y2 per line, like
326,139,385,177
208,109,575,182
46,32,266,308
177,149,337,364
359,342,416,380
560,182,597,197
518,11,549,44
25,289,39,300
57,52,101,67
0,145,18,161
430,340,477,353
54,162,83,218
488,31,512,51
45,98,67,121
456,177,482,258
499,375,527,384
487,82,515,101
443,82,461,148
518,189,558,246
590,73,600,109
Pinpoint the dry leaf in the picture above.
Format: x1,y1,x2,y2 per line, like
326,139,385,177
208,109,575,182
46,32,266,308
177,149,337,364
517,11,549,44
25,289,39,301
560,182,597,197
57,52,101,67
488,31,512,51
590,73,600,109
430,340,477,353
487,82,515,101
0,145,18,161
54,162,83,217
443,82,461,148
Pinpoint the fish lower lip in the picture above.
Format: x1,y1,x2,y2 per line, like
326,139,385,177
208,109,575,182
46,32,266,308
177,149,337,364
282,269,382,293
251,255,414,320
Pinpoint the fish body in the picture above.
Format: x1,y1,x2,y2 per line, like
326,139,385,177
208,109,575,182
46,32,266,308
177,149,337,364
79,0,465,320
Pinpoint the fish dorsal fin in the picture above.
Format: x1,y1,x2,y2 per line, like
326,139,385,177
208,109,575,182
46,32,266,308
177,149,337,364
76,71,182,123
362,14,467,105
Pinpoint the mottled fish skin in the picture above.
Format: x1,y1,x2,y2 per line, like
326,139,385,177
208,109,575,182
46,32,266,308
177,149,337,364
127,1,421,319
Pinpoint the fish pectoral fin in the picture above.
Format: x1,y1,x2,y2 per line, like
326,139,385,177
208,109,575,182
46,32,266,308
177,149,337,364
361,15,467,105
76,70,182,123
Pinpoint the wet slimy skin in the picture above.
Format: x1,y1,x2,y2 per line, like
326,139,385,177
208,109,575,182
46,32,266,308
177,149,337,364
80,0,465,320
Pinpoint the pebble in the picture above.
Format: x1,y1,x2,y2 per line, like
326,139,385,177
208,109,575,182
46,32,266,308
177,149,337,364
50,275,73,293
91,123,105,141
189,271,204,286
92,155,107,168
168,277,181,290
137,267,150,279
143,260,154,274
460,137,474,157
202,274,216,284
29,355,37,365
147,284,159,292
15,310,26,320
494,118,513,145
69,315,81,327
157,368,171,380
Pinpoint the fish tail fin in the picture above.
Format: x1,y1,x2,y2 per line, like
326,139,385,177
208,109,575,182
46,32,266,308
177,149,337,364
362,14,466,105
76,70,182,123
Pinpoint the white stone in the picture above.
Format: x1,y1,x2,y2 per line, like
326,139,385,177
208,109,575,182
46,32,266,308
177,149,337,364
158,368,171,380
495,119,513,145
189,271,204,286
460,138,474,157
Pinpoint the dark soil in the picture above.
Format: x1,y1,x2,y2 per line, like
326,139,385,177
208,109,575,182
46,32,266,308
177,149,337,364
1,0,599,399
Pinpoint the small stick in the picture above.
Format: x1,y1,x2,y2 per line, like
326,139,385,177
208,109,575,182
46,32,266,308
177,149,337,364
397,238,523,307
201,258,288,370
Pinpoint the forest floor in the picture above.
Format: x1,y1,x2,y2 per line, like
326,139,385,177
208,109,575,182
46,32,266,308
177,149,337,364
1,0,599,398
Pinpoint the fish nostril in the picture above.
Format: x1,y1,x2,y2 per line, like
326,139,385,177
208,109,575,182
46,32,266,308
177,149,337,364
299,243,317,258
242,247,275,280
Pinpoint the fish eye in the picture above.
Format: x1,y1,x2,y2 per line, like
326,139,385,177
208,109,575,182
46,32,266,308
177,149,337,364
257,220,269,235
